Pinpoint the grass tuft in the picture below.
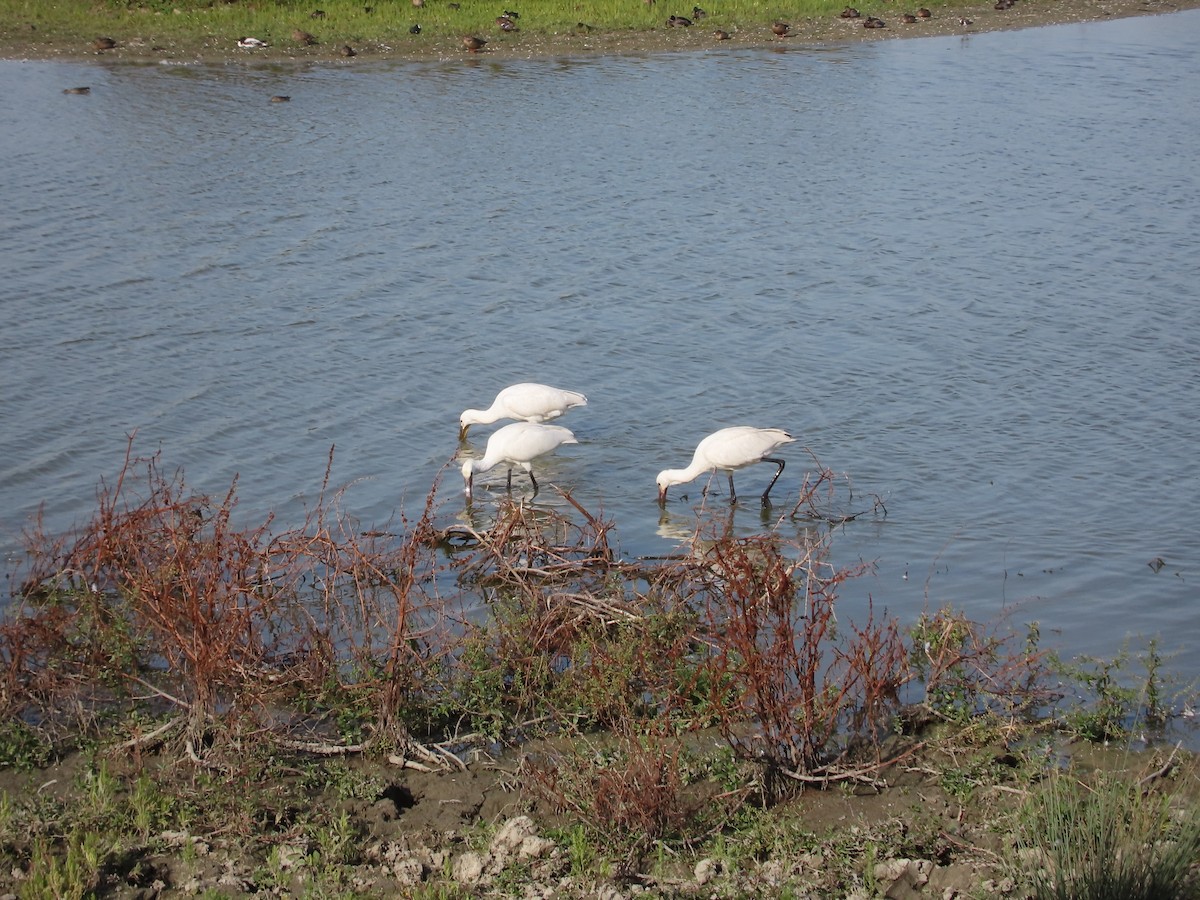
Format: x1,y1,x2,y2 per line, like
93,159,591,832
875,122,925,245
1016,768,1200,900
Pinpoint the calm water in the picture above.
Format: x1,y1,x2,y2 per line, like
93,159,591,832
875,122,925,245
2,13,1198,692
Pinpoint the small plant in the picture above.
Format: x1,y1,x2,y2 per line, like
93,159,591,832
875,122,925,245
1015,768,1200,900
0,720,54,771
1054,650,1139,742
908,609,1052,726
129,773,178,839
523,727,727,870
309,807,361,870
19,830,109,900
555,823,596,877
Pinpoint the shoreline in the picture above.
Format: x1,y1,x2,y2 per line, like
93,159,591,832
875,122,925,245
2,0,1197,65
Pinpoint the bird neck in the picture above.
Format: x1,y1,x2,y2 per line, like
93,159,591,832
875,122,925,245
461,406,500,429
661,463,708,488
466,456,500,478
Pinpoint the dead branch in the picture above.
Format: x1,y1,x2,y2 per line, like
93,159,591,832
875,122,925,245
1138,740,1183,786
111,716,183,753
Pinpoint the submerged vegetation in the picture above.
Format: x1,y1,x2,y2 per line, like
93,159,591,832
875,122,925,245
0,445,1196,896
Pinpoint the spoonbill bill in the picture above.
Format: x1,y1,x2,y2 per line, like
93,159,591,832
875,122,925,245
461,422,578,499
459,383,588,439
656,426,795,507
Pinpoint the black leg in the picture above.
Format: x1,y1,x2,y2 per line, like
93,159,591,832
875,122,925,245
761,457,786,507
506,468,513,492
528,469,540,498
727,472,737,504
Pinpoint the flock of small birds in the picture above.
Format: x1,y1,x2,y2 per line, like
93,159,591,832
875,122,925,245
86,0,1019,71
452,0,993,52
650,0,984,42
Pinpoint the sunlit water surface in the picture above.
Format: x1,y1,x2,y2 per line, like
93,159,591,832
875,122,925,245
2,11,1198,699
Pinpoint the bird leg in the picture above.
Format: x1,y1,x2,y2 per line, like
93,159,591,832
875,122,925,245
727,472,737,504
504,467,540,498
760,457,786,507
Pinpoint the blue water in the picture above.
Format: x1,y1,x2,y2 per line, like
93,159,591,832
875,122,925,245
1,11,1198,699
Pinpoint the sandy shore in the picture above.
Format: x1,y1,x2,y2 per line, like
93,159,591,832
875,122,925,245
1,0,1197,64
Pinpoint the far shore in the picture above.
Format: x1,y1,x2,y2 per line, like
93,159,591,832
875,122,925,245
1,0,1197,65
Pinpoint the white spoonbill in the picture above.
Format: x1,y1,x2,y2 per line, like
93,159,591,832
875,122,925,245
656,426,796,507
462,422,579,499
459,382,588,439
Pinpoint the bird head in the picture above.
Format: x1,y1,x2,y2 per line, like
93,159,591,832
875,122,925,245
458,409,484,440
655,471,671,504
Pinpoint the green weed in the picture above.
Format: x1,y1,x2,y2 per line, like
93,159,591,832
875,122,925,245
1051,640,1183,743
19,830,109,900
0,720,53,771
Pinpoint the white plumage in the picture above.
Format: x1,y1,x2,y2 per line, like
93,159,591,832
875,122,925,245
461,422,579,499
459,382,588,439
237,36,268,48
656,426,796,506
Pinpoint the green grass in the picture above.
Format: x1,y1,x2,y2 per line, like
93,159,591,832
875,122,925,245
1016,769,1200,900
0,0,950,56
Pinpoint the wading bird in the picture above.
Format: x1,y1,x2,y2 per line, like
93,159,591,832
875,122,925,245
461,422,578,499
459,383,588,439
656,426,796,507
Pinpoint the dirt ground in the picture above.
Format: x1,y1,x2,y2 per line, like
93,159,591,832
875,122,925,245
1,731,1195,898
1,0,1198,64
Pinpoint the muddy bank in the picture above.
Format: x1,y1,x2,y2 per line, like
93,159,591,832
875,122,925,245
1,734,1196,897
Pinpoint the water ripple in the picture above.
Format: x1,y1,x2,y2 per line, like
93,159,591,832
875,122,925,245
2,13,1199,673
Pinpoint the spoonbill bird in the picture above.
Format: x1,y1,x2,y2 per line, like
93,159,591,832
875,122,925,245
656,426,796,507
461,422,578,499
459,382,588,439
